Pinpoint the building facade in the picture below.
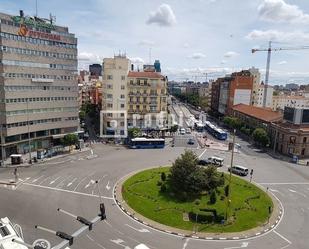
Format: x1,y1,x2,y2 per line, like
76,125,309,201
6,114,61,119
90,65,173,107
127,71,167,129
253,84,273,108
101,55,130,137
0,11,78,159
272,95,309,111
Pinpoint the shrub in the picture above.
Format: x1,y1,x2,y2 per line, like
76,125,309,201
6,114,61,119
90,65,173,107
161,172,166,182
160,184,167,192
210,191,217,204
224,185,229,197
157,181,162,186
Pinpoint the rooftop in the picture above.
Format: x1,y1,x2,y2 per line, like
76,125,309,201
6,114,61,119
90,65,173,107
232,103,283,122
128,71,164,79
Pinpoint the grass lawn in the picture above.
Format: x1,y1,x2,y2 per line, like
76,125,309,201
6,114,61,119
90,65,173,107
122,167,273,233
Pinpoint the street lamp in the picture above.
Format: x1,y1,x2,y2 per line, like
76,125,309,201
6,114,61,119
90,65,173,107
225,129,236,221
27,100,32,164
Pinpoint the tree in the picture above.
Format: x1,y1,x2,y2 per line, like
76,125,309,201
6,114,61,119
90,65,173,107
161,172,166,182
170,150,199,193
61,134,78,147
128,127,141,138
252,128,270,147
170,125,178,133
79,110,86,121
170,151,224,196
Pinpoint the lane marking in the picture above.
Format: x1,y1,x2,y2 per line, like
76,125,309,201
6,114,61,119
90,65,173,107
125,224,150,233
269,188,285,196
182,238,190,249
288,189,307,198
67,178,77,187
56,175,72,188
106,181,111,191
32,175,45,183
224,242,249,249
49,176,61,185
273,230,292,245
74,172,95,191
39,176,51,185
22,182,113,200
198,148,207,159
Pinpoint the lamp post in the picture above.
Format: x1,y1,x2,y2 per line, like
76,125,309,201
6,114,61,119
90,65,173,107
225,129,236,221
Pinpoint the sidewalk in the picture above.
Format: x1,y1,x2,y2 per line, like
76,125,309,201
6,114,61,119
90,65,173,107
114,171,283,241
1,147,91,168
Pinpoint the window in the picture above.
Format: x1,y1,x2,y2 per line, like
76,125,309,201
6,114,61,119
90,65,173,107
120,94,125,99
107,84,113,89
120,104,125,108
121,76,125,80
107,94,113,99
107,75,113,80
303,137,307,143
121,85,125,90
107,103,113,108
120,113,125,117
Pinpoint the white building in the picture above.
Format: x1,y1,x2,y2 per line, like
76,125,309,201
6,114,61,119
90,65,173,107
249,67,261,105
102,55,130,137
272,95,309,111
254,84,273,108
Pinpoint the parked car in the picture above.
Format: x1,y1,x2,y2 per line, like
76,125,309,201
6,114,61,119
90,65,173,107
228,165,249,176
179,128,186,135
198,158,212,166
208,156,224,166
187,138,195,145
186,128,191,134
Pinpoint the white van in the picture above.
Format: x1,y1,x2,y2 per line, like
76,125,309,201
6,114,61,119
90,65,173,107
186,128,191,134
208,156,224,166
179,128,186,135
228,165,249,176
134,244,150,249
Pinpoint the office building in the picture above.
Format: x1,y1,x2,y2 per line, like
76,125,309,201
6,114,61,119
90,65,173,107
0,11,78,159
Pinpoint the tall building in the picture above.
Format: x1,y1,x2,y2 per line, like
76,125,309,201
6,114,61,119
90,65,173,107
102,55,130,136
89,63,102,78
127,71,167,129
272,95,309,111
0,11,78,159
249,67,261,105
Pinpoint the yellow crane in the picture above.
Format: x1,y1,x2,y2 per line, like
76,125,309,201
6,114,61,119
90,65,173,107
251,41,309,107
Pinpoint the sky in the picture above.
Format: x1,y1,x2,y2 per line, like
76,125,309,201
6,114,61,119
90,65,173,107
1,0,309,84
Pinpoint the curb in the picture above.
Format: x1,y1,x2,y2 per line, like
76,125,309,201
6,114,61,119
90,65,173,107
113,171,284,241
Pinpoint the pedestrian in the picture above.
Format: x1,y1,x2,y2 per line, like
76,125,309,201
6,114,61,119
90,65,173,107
13,167,18,183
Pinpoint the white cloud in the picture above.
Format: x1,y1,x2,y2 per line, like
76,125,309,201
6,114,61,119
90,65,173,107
183,43,190,48
78,52,102,62
224,51,239,58
246,29,309,42
146,4,177,26
129,57,145,64
258,0,309,23
138,40,155,46
278,60,287,65
188,52,206,59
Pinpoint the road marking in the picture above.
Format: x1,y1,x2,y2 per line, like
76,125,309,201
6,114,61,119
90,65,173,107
198,148,207,159
39,176,51,185
106,181,111,191
224,242,249,249
56,175,72,188
110,239,130,249
273,230,292,246
74,172,95,191
22,182,113,200
49,176,61,185
32,175,45,183
182,238,190,249
86,234,106,249
288,189,307,198
125,224,150,233
258,182,309,185
269,188,285,196
86,235,94,241
67,178,77,187
85,179,95,189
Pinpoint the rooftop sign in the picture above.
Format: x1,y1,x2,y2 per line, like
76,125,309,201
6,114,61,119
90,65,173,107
11,15,55,30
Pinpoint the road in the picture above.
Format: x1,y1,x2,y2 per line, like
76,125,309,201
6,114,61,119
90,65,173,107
1,140,309,249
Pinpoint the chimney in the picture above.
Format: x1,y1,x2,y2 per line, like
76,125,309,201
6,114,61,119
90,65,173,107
20,10,24,17
131,64,134,71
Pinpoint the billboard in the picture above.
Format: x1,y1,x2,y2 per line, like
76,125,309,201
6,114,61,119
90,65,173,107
233,89,251,105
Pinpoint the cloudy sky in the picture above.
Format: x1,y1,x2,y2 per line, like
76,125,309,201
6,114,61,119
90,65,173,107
1,0,309,84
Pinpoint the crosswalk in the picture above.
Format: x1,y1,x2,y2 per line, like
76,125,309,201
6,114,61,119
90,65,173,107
13,171,113,199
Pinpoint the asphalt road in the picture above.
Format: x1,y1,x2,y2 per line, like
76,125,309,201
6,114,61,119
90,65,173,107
1,141,309,249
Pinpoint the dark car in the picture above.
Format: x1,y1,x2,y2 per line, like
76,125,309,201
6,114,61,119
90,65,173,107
187,138,195,145
198,159,211,166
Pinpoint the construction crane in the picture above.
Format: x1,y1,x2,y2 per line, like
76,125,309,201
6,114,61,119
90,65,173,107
251,41,309,107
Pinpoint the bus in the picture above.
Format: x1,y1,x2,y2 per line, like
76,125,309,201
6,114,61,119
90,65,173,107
204,121,227,140
195,122,204,132
129,137,165,149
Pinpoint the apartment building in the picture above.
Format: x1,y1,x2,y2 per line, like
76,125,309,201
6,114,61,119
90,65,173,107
272,95,309,111
0,11,78,159
127,71,167,129
249,67,261,105
102,55,130,137
253,84,273,108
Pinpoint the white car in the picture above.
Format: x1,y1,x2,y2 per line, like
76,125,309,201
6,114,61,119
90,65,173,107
179,128,186,135
135,244,150,249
